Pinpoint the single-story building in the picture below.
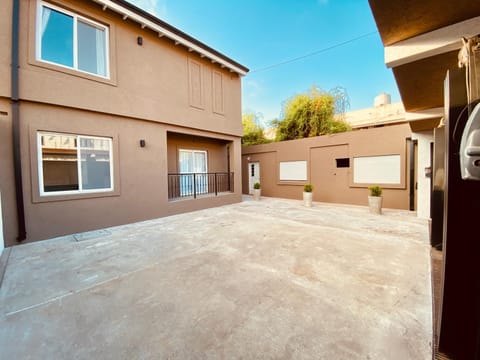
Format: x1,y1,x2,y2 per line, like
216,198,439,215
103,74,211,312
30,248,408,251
242,123,414,210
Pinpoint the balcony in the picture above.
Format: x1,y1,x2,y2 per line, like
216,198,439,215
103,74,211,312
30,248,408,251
168,172,234,200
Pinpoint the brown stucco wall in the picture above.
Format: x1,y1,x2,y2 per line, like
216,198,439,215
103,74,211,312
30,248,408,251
19,0,242,137
5,102,240,245
0,0,245,246
167,133,231,174
0,99,17,246
242,124,412,210
0,1,12,98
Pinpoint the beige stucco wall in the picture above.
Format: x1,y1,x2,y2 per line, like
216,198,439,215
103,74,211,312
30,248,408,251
242,124,412,210
342,102,406,128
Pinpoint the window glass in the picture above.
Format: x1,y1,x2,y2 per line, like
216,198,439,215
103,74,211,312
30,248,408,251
41,133,79,192
40,7,73,67
38,2,109,78
336,158,350,168
180,151,195,173
78,20,107,76
179,150,208,196
80,137,111,190
39,132,113,194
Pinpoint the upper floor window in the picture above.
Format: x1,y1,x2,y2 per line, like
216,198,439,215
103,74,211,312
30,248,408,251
38,132,113,195
36,1,109,78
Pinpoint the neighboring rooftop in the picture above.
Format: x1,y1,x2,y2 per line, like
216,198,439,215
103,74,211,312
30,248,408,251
342,93,406,129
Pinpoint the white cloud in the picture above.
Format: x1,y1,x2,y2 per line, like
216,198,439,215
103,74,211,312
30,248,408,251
131,0,167,19
243,79,263,99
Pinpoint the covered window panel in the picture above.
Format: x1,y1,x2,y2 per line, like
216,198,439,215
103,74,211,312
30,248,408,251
37,1,109,78
279,161,307,181
38,132,113,195
353,155,401,184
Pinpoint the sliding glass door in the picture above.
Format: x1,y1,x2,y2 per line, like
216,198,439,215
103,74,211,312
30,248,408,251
179,149,208,196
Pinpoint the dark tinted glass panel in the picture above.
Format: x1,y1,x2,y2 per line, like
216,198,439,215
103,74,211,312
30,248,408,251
336,158,350,168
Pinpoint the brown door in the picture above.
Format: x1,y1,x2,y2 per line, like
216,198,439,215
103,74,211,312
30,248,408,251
310,144,350,204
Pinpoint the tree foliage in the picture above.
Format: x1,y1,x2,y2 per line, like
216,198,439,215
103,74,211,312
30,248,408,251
242,112,269,146
273,86,351,141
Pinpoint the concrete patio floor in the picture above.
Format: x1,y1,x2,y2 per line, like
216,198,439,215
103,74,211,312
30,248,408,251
0,196,432,359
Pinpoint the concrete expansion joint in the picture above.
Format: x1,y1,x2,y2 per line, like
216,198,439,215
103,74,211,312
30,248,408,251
3,258,165,318
0,247,12,289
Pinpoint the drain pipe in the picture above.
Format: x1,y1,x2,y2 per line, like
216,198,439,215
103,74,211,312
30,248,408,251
407,137,416,212
11,0,26,241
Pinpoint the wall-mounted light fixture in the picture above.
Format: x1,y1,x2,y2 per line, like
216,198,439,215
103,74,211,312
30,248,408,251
140,139,146,147
425,166,432,178
137,36,143,45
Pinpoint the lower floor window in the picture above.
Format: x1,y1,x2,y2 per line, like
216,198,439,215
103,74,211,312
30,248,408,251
38,132,113,195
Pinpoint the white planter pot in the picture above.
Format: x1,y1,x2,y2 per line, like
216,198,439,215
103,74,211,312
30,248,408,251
303,192,313,207
253,189,261,200
368,196,383,214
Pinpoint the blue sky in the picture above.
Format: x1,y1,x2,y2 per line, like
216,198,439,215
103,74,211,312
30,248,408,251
130,0,400,125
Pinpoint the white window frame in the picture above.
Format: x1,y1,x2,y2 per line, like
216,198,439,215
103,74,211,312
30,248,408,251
38,132,114,196
178,149,208,196
36,0,110,78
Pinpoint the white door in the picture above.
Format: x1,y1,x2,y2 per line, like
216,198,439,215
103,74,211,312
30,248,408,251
179,149,208,196
248,162,260,194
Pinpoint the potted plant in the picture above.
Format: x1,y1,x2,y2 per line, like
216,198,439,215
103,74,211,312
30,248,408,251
303,183,313,207
253,182,261,200
368,185,383,214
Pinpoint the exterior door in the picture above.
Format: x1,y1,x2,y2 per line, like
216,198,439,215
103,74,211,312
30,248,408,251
248,162,260,194
179,149,208,196
414,140,418,211
310,145,350,203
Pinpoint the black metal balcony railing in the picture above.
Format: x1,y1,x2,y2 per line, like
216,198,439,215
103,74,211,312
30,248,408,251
168,172,234,200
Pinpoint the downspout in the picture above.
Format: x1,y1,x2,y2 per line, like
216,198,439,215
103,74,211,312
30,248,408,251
408,137,416,212
11,0,26,241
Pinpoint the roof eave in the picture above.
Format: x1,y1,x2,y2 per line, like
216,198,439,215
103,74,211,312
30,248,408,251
91,0,249,76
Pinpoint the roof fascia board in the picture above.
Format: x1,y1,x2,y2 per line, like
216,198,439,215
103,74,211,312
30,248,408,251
405,107,444,121
385,16,480,68
92,0,248,76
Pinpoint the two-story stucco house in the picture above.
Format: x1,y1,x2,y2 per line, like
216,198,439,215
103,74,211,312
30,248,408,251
0,0,249,247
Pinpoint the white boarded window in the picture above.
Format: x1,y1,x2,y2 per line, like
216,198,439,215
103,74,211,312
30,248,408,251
353,155,401,184
279,161,307,181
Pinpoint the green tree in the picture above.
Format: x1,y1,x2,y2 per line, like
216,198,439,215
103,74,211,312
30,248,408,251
242,112,269,146
273,86,351,141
